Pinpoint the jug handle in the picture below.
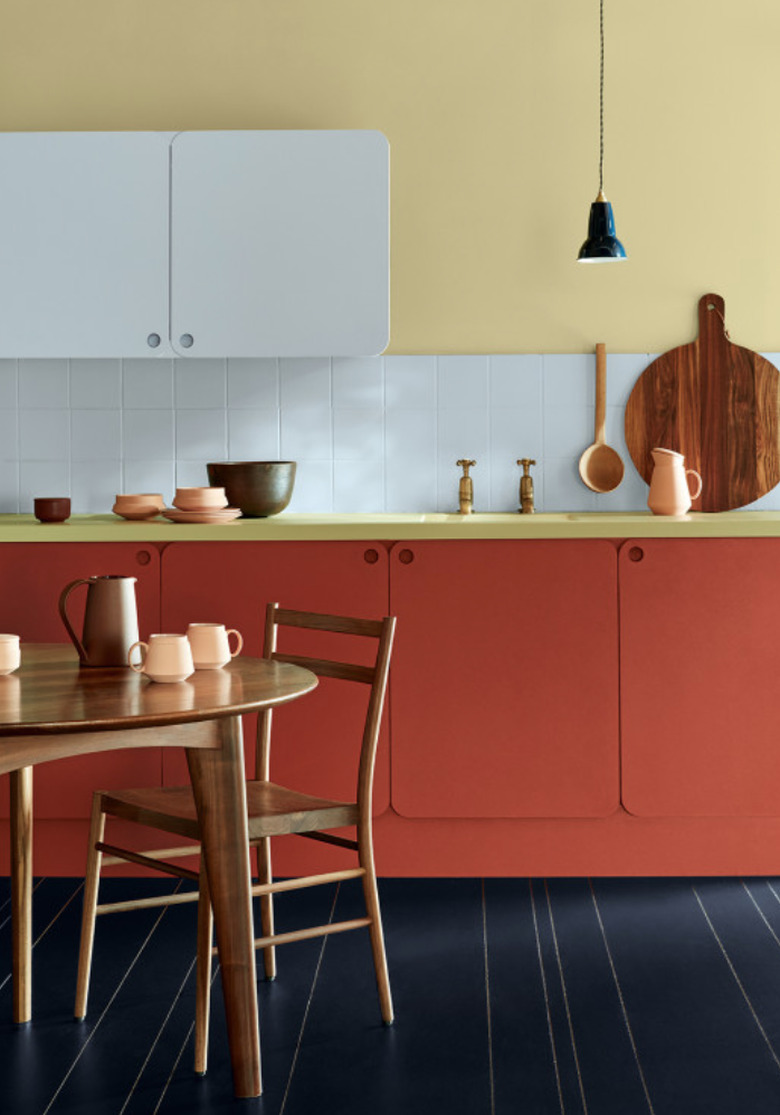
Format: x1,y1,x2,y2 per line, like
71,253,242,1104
686,469,703,502
58,578,92,664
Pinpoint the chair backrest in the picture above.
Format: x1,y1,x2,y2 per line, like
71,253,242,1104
256,603,396,813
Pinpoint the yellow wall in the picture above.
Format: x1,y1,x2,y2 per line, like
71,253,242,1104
3,0,779,353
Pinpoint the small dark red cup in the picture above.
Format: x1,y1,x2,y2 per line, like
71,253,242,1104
34,497,71,523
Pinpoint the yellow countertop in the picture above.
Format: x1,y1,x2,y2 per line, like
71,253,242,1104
3,511,780,541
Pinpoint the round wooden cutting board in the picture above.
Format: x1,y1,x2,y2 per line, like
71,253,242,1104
624,293,780,512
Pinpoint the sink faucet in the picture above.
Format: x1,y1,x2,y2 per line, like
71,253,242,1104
517,458,536,514
456,459,476,514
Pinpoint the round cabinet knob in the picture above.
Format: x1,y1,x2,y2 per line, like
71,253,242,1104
135,550,152,567
179,334,194,349
364,549,379,564
628,546,644,563
398,549,414,565
146,333,161,348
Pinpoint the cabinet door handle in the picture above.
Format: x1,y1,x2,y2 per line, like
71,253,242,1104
398,548,414,565
628,546,644,563
363,549,379,564
136,550,152,567
179,333,194,349
146,333,161,348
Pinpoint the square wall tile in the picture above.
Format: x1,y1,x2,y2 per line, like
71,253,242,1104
281,408,332,460
385,409,437,513
280,358,331,409
19,359,69,408
122,460,176,502
71,461,122,513
70,360,121,408
543,405,593,459
20,461,70,512
437,355,489,408
287,460,333,512
123,410,175,460
489,355,543,409
71,410,121,460
542,354,592,409
228,409,280,460
19,409,69,461
333,408,384,460
175,409,227,460
543,458,597,512
332,357,384,407
605,353,652,407
123,359,174,408
175,359,227,408
334,459,384,512
227,359,279,408
0,361,17,408
385,356,436,409
0,461,19,511
0,410,18,460
175,460,213,488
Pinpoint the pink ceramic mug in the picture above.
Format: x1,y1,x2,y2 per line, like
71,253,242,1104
128,633,194,683
0,634,20,675
186,623,243,669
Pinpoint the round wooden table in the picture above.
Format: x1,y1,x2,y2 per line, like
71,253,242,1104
0,644,317,1099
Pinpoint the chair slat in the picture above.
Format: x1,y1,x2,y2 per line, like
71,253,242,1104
275,608,384,638
271,651,374,684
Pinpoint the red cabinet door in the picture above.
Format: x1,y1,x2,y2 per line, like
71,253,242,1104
389,540,620,818
0,543,162,818
620,538,780,817
160,542,391,811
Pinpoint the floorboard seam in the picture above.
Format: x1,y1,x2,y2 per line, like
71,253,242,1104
481,879,496,1115
528,879,567,1115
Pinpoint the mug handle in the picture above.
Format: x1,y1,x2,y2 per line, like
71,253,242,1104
128,641,147,672
226,629,243,658
686,469,703,501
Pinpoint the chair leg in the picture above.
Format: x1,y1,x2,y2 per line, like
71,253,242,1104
359,841,394,1024
194,867,213,1075
256,837,276,981
74,795,106,1020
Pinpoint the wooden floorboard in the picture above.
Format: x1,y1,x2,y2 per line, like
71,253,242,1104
3,877,780,1113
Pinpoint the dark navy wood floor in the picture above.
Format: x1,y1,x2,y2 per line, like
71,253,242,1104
2,876,780,1113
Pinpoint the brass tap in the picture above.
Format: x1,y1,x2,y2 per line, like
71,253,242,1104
456,459,476,514
517,458,536,514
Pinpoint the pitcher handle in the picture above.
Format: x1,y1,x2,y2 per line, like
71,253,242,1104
58,578,92,664
128,641,148,673
226,629,243,658
686,469,703,502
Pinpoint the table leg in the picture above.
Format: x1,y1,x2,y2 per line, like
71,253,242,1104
186,716,261,1098
10,766,33,1024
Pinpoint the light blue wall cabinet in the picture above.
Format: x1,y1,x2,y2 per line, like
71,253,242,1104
170,131,389,358
0,132,171,358
0,130,389,358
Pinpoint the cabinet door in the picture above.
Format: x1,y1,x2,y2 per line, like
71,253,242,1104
0,543,162,818
169,130,389,356
620,538,780,816
389,541,620,818
160,542,390,809
0,133,170,357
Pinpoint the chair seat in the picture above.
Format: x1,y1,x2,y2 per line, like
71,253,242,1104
99,780,359,841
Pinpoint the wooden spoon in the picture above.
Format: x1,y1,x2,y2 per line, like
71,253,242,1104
578,342,624,493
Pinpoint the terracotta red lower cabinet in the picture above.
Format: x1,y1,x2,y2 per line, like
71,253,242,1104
0,543,162,870
5,535,780,877
160,540,391,876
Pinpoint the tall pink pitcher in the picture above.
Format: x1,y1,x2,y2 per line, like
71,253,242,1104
647,448,702,515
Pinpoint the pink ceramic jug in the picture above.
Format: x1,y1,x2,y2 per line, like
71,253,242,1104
647,448,702,515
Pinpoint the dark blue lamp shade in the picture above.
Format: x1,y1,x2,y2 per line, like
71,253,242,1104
577,190,627,262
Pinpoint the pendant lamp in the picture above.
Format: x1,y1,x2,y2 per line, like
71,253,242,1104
578,0,626,262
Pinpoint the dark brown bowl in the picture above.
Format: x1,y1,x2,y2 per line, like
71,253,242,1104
206,461,296,518
34,497,71,523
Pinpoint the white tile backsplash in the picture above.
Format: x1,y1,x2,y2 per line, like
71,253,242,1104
5,352,780,514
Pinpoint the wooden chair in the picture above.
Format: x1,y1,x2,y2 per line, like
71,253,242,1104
74,603,396,1073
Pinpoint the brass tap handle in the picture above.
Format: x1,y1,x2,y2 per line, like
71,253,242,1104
517,458,536,514
456,459,476,514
